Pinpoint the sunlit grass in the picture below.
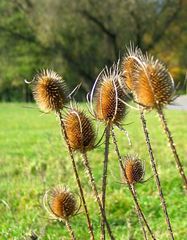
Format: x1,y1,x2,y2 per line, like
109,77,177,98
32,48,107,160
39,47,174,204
0,103,187,239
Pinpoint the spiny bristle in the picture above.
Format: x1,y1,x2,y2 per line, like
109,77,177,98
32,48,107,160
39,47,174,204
123,155,145,184
94,65,126,124
32,69,68,112
48,186,77,219
64,109,95,152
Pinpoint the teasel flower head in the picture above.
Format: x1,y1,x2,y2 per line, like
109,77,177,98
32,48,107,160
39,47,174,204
63,108,96,152
121,46,142,91
89,62,127,125
43,186,79,221
121,47,175,109
123,155,145,184
31,69,68,112
133,55,175,109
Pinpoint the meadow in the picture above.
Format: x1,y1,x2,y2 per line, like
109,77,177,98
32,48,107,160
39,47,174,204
0,103,187,240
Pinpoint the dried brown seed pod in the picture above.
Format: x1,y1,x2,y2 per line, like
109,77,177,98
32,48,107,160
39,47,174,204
64,109,95,152
32,69,68,112
90,64,126,124
43,186,78,220
122,47,175,109
123,155,145,184
121,47,141,91
133,56,175,109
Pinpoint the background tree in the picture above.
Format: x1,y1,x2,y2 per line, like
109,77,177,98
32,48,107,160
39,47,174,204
0,0,186,101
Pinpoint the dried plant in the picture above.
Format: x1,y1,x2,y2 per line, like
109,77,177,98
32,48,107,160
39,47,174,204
122,48,187,191
111,129,156,240
123,155,149,240
63,107,115,240
89,63,127,239
29,70,95,240
32,69,68,112
123,155,145,185
122,48,175,239
43,186,79,240
63,109,96,152
132,52,187,190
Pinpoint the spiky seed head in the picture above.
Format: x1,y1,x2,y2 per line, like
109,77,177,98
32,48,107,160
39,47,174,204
93,65,126,124
133,56,175,108
121,47,141,91
44,186,77,220
32,69,68,112
123,155,145,184
64,109,95,152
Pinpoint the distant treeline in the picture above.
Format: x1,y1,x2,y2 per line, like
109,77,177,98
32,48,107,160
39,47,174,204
0,0,186,102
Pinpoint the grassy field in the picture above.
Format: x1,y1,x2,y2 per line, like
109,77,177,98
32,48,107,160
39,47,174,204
0,103,187,240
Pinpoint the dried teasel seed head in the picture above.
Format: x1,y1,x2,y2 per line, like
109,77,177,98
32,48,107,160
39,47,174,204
121,46,142,91
91,64,126,124
123,48,175,109
32,69,68,112
64,109,96,152
123,155,145,184
43,186,78,220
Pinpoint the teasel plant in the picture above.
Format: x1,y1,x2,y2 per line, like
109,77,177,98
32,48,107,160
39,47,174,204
88,62,128,240
122,155,148,240
111,127,156,240
43,186,80,239
27,69,95,240
121,47,176,239
122,47,187,191
63,106,115,240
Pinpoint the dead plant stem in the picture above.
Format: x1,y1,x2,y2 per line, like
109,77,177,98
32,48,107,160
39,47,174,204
101,124,111,240
57,110,95,240
140,109,174,240
81,150,115,240
111,127,156,240
65,219,76,240
157,106,187,191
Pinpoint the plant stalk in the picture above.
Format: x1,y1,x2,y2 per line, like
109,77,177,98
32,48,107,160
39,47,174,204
57,110,95,240
157,106,187,191
81,150,115,240
65,219,76,240
131,184,148,240
111,127,156,240
101,124,111,240
139,109,174,240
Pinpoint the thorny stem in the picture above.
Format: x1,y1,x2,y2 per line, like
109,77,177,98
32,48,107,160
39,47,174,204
111,127,156,240
140,109,174,240
82,151,115,240
101,124,111,240
131,185,148,240
157,106,187,191
57,111,95,240
65,219,76,240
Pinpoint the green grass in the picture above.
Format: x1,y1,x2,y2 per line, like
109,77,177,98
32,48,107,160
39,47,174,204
0,103,187,240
